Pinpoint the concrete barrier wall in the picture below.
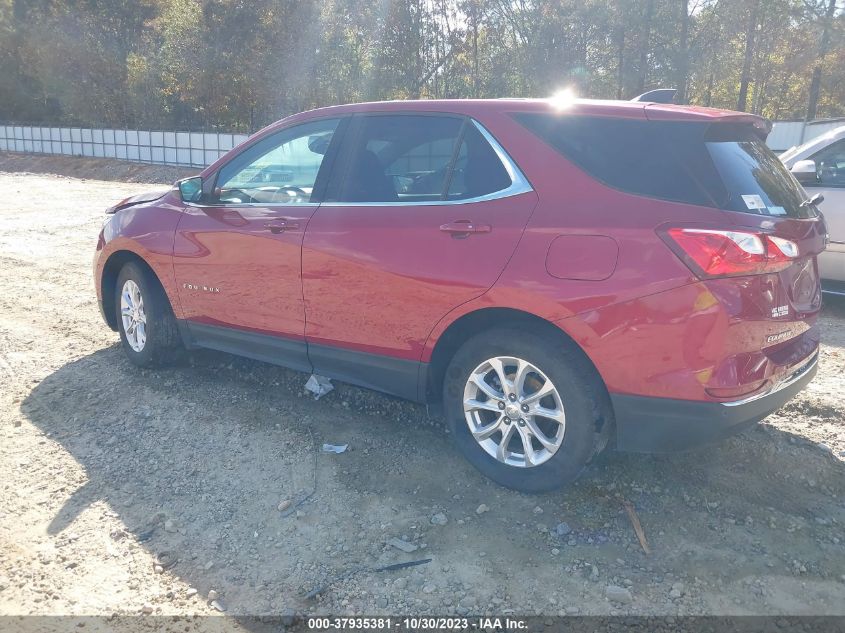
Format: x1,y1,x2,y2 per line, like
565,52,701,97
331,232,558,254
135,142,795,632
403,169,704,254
0,125,250,168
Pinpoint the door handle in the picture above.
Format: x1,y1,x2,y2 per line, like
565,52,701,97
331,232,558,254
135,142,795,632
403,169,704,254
264,219,300,234
439,220,492,238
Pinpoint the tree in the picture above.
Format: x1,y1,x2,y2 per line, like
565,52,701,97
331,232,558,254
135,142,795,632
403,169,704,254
805,0,840,119
737,0,761,112
1,0,844,129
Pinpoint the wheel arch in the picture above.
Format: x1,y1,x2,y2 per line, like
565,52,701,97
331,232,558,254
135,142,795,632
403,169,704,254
425,307,614,452
100,250,171,331
426,308,604,398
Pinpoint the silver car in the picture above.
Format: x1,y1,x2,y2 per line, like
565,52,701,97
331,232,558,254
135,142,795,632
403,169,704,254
781,126,845,293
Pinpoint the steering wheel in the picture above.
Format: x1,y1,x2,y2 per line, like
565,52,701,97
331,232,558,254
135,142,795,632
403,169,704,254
269,186,308,202
819,161,839,184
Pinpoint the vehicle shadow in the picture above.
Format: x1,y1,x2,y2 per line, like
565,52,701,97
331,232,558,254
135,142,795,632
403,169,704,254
20,342,845,617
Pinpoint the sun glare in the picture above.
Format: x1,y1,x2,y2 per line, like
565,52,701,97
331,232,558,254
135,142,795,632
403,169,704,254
549,87,577,110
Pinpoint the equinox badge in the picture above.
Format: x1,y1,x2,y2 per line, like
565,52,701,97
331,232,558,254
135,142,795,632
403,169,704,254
183,283,220,293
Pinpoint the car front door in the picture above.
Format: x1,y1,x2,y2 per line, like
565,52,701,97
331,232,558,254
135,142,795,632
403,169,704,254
172,117,343,369
806,138,845,284
301,113,538,398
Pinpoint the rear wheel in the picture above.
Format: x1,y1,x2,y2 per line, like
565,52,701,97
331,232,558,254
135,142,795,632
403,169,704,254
115,262,182,367
442,328,608,493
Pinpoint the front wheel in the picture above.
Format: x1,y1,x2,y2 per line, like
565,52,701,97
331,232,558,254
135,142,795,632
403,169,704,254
115,262,182,367
442,328,609,493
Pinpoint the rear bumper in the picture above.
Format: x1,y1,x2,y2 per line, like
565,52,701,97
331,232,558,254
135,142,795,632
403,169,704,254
612,351,818,452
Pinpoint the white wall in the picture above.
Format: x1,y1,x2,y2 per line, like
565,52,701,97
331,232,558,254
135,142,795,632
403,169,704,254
3,120,844,166
0,125,250,168
767,120,845,153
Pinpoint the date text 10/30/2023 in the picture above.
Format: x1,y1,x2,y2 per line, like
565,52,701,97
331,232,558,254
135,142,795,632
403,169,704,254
306,617,529,631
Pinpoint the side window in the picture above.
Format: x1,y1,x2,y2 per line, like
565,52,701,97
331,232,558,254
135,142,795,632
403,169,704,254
214,118,340,204
513,112,718,208
336,115,463,203
333,115,516,203
388,135,457,198
446,123,512,200
810,138,845,187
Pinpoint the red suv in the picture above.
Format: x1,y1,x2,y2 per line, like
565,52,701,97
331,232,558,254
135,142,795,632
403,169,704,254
95,99,825,492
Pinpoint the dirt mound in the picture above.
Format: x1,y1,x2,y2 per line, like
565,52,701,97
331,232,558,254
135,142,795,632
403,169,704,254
0,152,196,184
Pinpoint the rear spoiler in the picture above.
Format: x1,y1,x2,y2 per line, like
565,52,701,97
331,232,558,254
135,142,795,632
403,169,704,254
722,115,773,139
695,113,773,139
642,103,773,139
630,88,771,139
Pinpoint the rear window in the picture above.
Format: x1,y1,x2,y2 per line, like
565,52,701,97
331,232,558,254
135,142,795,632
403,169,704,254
705,124,817,218
513,113,817,218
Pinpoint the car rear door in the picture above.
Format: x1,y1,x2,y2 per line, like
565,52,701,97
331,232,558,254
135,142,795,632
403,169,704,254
301,112,538,399
172,117,344,369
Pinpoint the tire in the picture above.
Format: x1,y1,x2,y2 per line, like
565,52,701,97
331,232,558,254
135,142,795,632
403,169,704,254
115,261,182,367
442,327,610,493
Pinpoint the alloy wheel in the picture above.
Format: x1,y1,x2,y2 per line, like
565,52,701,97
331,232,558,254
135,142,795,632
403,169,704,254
120,279,147,352
462,356,566,468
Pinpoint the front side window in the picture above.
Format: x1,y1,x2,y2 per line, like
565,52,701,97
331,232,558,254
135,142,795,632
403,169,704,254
333,115,514,203
214,118,340,204
810,138,845,187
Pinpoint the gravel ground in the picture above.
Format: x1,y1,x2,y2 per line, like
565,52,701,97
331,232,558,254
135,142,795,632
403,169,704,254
0,156,844,621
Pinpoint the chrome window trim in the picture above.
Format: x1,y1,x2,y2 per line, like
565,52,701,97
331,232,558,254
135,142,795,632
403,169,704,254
177,118,532,209
177,181,321,209
320,118,533,207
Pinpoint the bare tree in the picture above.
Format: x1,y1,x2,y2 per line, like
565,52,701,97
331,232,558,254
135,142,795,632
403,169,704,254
737,0,761,112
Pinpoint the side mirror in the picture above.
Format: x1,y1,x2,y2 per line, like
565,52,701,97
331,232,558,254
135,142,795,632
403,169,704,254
790,159,817,185
178,176,203,202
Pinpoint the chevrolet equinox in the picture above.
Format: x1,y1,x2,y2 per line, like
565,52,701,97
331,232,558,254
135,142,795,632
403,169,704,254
94,99,825,492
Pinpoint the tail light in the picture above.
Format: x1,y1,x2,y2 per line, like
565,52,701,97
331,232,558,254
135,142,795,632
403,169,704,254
662,228,798,278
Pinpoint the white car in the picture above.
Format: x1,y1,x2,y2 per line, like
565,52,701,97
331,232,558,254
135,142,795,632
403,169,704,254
780,126,845,293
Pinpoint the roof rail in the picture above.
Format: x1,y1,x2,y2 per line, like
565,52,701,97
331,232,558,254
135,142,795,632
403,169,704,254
631,89,677,104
